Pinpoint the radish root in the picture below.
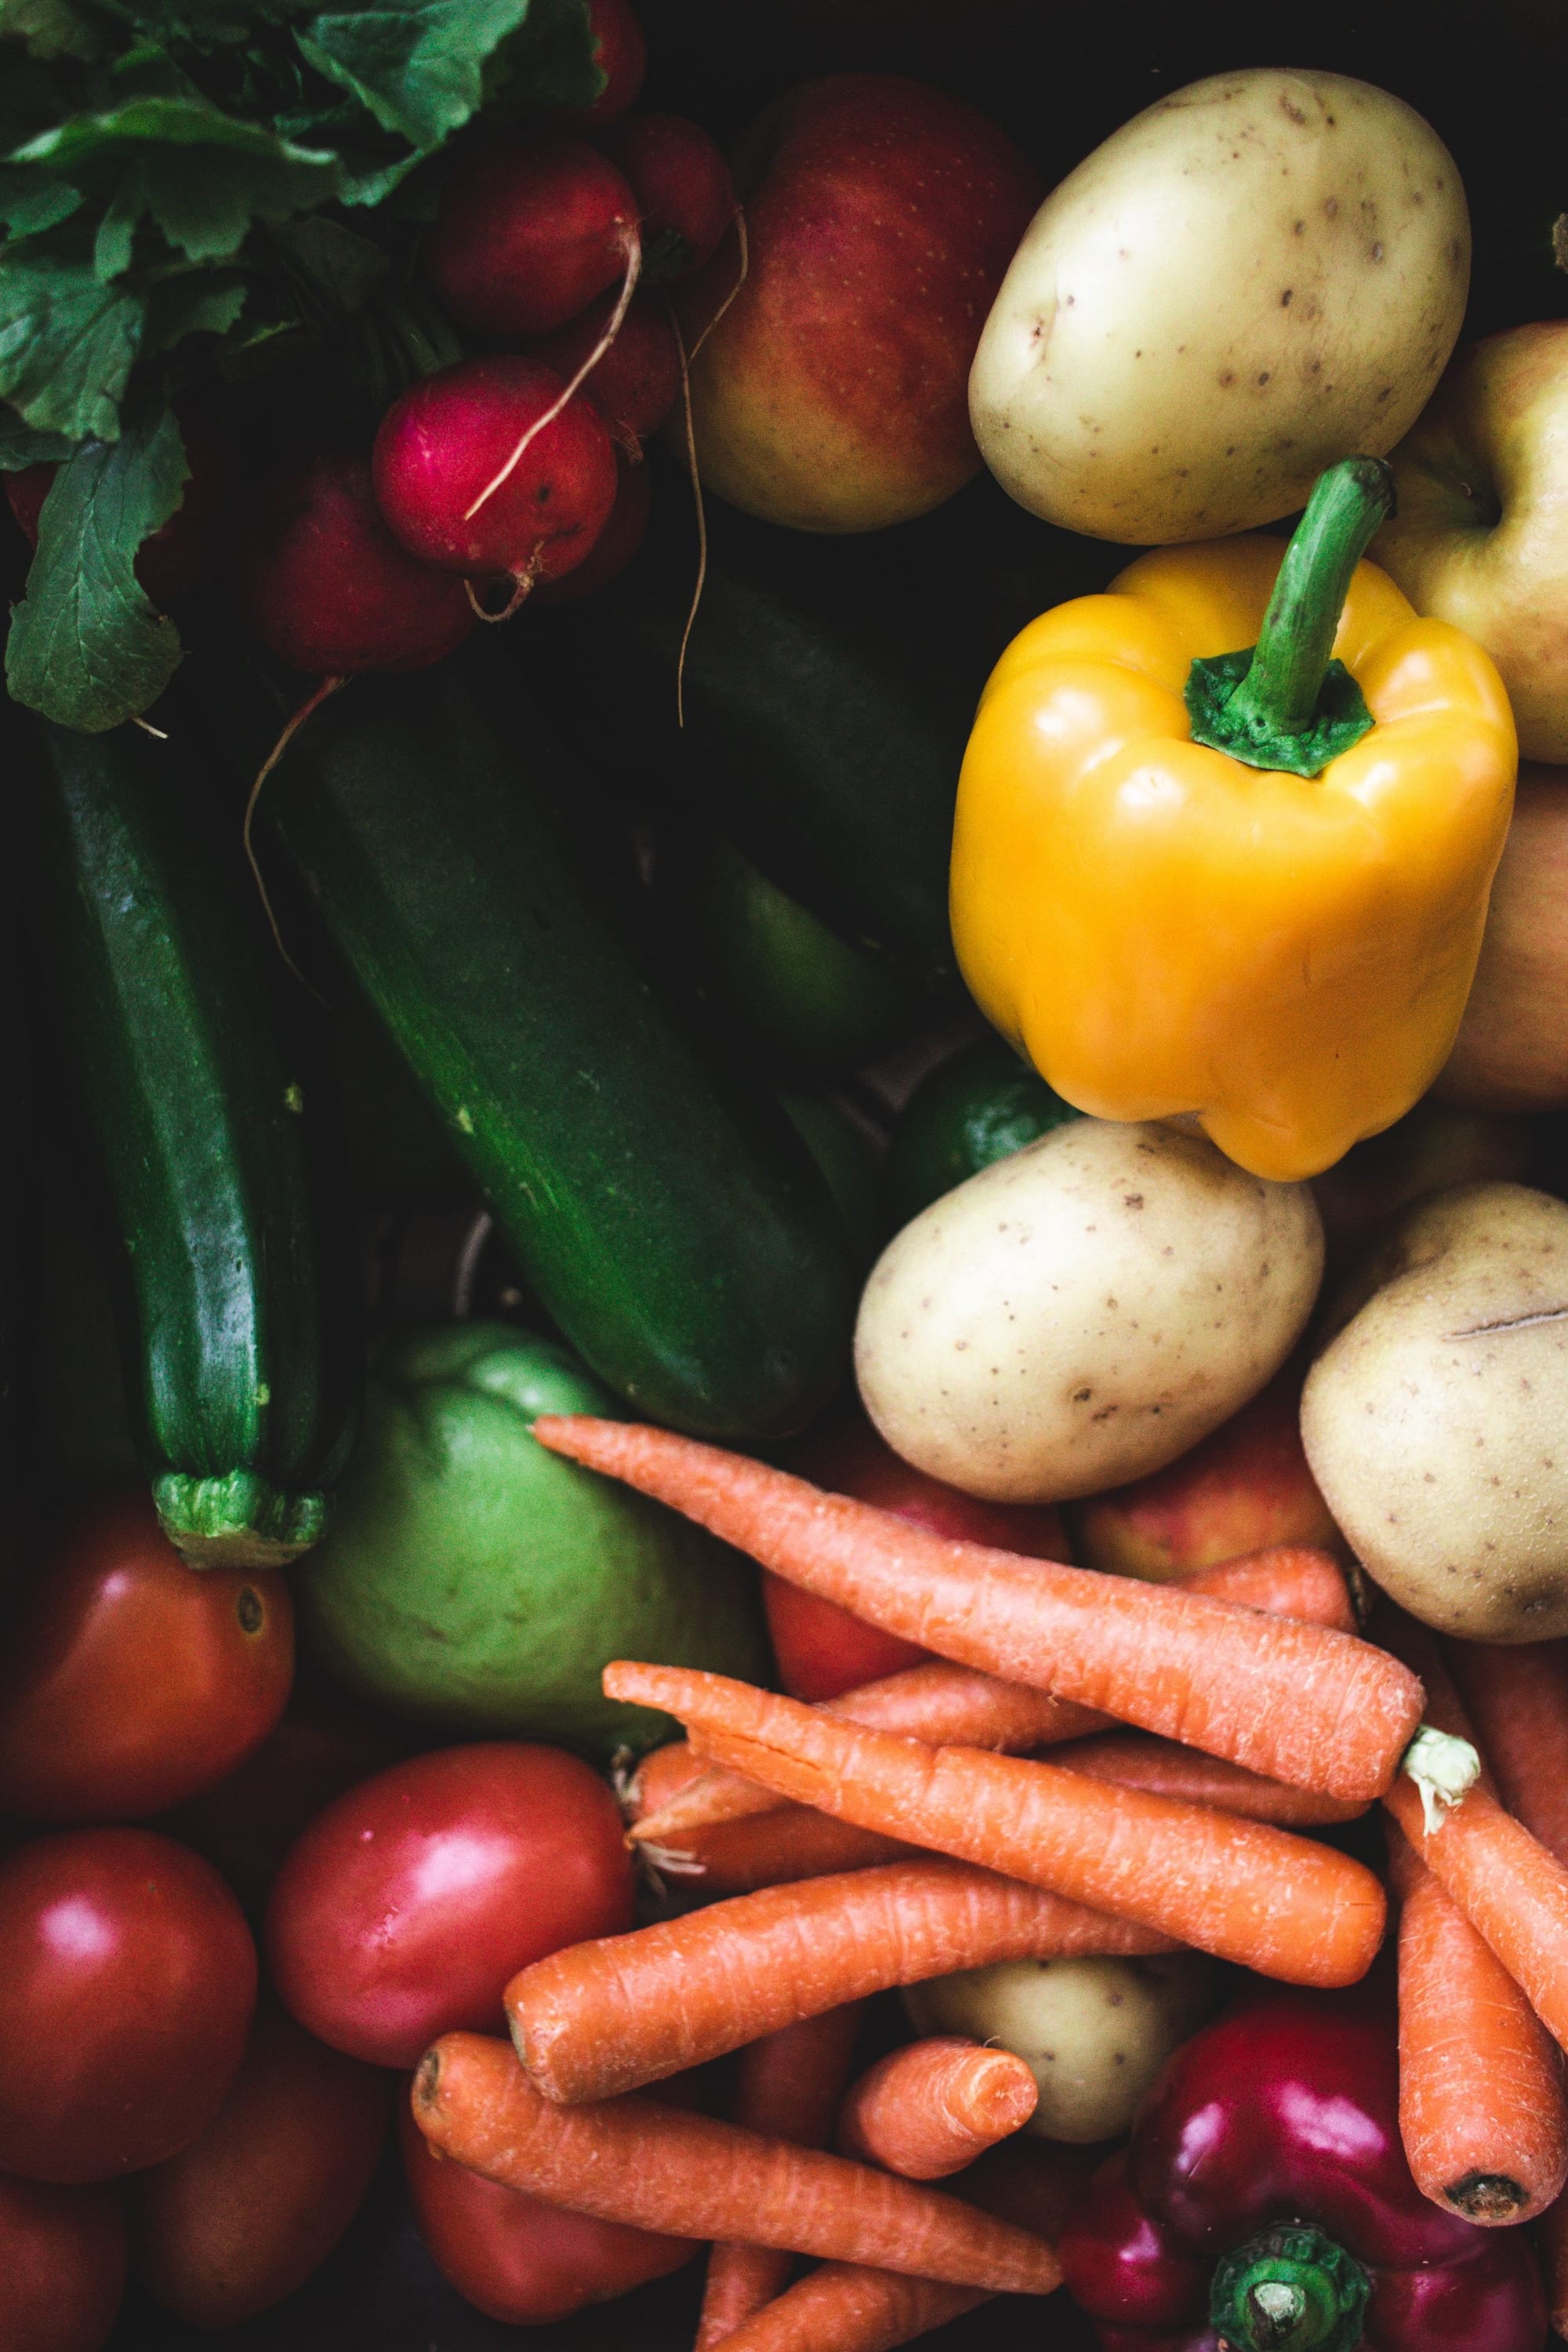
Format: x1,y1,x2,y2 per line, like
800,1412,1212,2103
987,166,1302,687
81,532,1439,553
671,209,750,728
242,673,345,990
463,229,643,525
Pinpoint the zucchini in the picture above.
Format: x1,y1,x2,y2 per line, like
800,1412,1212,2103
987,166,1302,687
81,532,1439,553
524,463,1123,980
26,720,360,1566
185,648,858,1442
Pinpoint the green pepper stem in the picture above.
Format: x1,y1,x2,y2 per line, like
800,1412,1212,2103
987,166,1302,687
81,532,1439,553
1226,458,1395,738
1210,2223,1370,2352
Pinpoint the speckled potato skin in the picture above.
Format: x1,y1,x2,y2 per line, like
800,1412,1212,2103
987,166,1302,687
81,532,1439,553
904,1952,1216,2143
854,1118,1324,1504
1302,1181,1568,1641
969,68,1469,543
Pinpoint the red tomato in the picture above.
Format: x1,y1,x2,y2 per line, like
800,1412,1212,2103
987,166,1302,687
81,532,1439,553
771,1406,1072,1700
399,2094,695,2322
158,1676,410,1912
0,1489,293,1823
0,1829,257,2183
0,2172,126,2352
265,1744,635,2067
131,1996,388,2328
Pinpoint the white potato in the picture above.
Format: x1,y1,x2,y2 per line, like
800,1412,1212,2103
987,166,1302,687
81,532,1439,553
970,68,1469,543
855,1117,1323,1503
1302,1181,1568,1640
905,1953,1216,2143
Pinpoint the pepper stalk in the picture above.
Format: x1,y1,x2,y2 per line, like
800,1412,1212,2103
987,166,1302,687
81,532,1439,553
1185,456,1397,779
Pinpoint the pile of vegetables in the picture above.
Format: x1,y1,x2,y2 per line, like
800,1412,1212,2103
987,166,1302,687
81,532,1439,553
10,2,1568,2349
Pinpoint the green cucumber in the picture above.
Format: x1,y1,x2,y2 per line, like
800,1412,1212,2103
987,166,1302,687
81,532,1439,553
185,648,858,1441
26,720,360,1566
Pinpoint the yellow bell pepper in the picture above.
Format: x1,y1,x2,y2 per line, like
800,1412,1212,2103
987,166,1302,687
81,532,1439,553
950,459,1517,1181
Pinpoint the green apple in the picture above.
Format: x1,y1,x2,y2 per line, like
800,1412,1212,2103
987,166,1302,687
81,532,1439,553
296,1323,768,1757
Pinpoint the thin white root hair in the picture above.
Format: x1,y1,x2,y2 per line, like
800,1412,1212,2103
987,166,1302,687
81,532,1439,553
462,228,644,524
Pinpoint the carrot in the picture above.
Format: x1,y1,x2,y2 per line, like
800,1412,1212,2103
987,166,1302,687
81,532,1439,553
1185,1544,1357,1632
1383,1761,1568,2058
1046,1730,1368,1828
630,1667,1110,1849
1446,1638,1568,1870
606,1661,1387,1988
532,1417,1421,1800
630,1546,1357,1850
1387,1823,1568,2224
688,2133,1095,2352
506,1857,1175,2104
644,1733,1362,1898
642,1806,916,1896
836,2038,1037,2180
411,2034,1062,2296
697,2005,864,2347
1540,2183,1568,2340
699,2264,985,2352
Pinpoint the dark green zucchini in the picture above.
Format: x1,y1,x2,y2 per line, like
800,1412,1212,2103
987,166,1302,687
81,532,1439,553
521,463,1124,981
26,720,360,1566
184,648,858,1442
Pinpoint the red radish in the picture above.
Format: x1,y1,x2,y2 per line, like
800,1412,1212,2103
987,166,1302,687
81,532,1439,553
229,450,475,677
610,114,735,282
8,411,241,606
534,453,651,603
557,0,647,129
531,291,681,452
426,135,641,339
372,358,618,596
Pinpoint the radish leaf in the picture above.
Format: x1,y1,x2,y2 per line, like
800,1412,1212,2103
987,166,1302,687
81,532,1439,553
5,400,188,729
0,252,143,437
296,1,534,152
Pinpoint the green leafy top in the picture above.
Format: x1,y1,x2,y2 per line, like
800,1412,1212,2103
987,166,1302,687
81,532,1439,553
0,0,601,728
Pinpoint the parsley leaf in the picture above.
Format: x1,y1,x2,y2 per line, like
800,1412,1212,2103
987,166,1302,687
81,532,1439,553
0,249,143,437
5,399,188,728
296,0,532,152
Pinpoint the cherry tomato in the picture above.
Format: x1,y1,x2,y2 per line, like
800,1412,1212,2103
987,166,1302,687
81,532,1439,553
0,2172,126,2352
131,1996,388,2328
400,2094,695,2322
0,1489,293,1823
0,1829,257,2183
265,1743,634,2067
771,1406,1071,1700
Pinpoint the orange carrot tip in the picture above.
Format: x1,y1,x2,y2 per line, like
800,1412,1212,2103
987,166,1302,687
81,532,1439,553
837,2038,1038,2180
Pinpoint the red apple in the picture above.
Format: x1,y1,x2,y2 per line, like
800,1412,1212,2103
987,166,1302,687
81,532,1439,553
770,1406,1069,1700
1437,768,1568,1111
675,74,1040,532
1313,1095,1533,1259
1072,1367,1343,1583
1377,321,1568,761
